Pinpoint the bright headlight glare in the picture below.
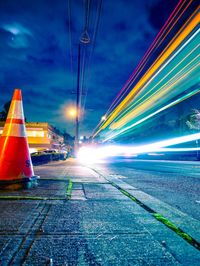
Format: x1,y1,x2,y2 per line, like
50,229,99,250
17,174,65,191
77,147,105,164
77,133,200,163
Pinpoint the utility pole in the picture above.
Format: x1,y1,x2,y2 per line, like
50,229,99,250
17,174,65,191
74,0,90,156
74,43,81,156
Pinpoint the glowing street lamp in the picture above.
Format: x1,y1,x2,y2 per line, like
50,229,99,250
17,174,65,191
66,106,77,119
68,108,77,118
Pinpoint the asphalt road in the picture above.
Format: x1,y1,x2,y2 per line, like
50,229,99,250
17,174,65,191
94,159,200,221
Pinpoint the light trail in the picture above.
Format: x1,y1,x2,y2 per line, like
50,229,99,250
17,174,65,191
93,4,200,143
98,30,200,137
78,133,200,164
110,59,199,131
104,88,199,141
109,44,200,130
105,0,192,117
94,10,199,135
155,147,200,152
115,43,199,122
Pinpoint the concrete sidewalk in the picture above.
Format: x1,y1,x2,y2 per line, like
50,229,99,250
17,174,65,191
0,159,199,265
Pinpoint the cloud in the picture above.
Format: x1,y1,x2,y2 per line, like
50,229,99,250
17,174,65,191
0,0,181,136
2,22,32,36
1,22,32,48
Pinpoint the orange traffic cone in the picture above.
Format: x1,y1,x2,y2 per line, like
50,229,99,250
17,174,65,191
0,89,39,189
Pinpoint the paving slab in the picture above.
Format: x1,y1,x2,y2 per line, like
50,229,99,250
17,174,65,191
23,234,180,266
0,159,199,265
0,180,69,199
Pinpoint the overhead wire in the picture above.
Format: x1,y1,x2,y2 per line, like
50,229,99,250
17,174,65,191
67,0,73,73
82,0,103,112
79,0,91,120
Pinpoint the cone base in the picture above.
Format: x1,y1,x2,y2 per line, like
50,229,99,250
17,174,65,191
0,176,39,190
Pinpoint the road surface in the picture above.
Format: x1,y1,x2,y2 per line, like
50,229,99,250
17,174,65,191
93,158,200,221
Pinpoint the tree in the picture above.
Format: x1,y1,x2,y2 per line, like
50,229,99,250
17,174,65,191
0,101,27,122
186,109,200,160
0,101,11,121
186,109,200,130
63,131,74,146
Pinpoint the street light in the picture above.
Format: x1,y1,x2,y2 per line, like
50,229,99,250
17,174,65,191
68,108,77,118
66,106,77,119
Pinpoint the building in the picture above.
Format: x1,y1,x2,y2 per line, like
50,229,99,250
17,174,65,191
0,122,64,153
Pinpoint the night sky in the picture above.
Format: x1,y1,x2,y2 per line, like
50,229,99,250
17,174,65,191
0,0,179,136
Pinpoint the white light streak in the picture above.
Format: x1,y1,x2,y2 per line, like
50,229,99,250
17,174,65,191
78,133,200,164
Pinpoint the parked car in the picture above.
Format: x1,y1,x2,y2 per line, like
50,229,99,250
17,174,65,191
43,149,58,154
31,151,46,156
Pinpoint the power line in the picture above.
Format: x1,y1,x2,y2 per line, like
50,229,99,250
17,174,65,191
82,0,103,111
74,0,91,153
67,0,73,73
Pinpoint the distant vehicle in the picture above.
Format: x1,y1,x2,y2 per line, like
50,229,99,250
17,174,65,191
31,151,46,156
43,149,58,154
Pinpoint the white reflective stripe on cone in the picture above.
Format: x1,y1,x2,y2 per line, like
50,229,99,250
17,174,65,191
2,123,27,137
7,100,24,120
